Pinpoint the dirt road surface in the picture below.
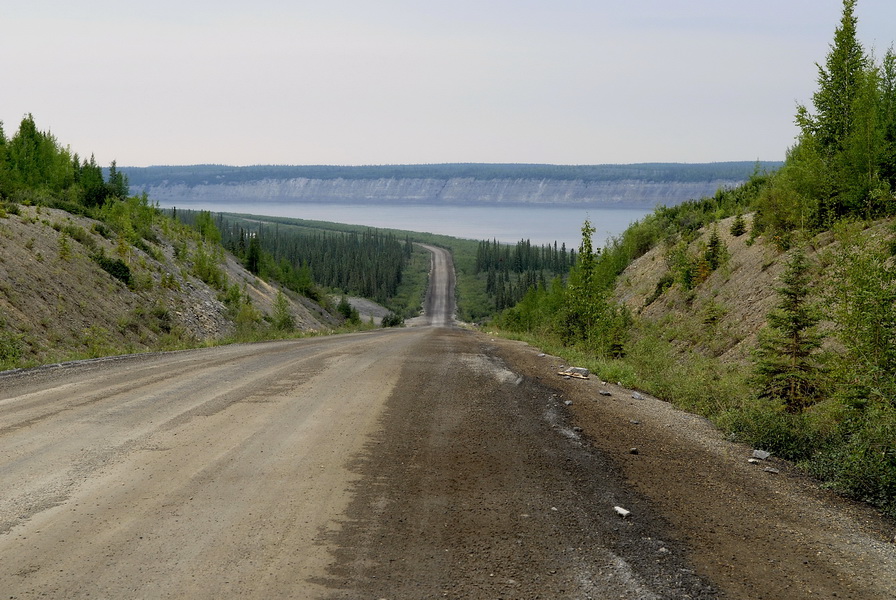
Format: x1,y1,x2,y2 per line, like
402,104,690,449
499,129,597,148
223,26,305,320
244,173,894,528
1,247,895,599
408,243,455,328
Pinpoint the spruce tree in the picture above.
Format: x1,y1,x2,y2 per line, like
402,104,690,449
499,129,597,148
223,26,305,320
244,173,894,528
753,246,825,412
730,213,747,237
799,0,867,155
272,290,295,332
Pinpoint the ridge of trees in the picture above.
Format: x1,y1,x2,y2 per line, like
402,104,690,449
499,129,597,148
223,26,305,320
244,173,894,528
756,0,896,237
171,210,417,318
0,114,129,210
123,161,782,189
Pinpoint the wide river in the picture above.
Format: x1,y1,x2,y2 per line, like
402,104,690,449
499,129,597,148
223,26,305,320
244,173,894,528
160,201,651,249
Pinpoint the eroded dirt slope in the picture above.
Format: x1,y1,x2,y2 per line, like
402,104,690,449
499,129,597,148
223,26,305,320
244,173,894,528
0,206,331,366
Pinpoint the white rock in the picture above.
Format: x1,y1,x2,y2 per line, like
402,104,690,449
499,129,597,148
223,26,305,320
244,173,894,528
614,506,632,518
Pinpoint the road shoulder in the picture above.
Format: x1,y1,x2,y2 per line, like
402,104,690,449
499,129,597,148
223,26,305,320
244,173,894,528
489,334,896,600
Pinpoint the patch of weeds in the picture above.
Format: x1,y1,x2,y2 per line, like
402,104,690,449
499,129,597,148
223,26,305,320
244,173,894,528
81,325,115,358
702,300,727,326
151,302,173,333
382,312,405,327
134,237,163,261
160,272,181,290
133,271,154,291
61,224,97,252
0,330,24,366
0,202,19,218
117,313,142,335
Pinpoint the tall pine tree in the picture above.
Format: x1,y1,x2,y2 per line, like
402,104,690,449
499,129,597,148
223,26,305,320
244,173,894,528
798,0,867,156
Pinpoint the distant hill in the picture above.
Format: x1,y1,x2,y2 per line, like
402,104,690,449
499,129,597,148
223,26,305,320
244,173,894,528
125,162,782,208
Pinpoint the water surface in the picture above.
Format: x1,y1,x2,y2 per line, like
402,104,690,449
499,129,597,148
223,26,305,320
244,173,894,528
161,201,651,249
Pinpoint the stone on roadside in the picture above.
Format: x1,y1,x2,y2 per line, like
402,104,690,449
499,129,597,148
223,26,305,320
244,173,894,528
557,366,590,379
614,506,632,518
632,392,644,400
752,450,771,460
599,390,612,397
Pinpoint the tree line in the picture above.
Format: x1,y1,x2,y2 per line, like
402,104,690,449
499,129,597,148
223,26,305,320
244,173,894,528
755,0,896,238
209,214,413,306
0,114,129,209
475,238,576,311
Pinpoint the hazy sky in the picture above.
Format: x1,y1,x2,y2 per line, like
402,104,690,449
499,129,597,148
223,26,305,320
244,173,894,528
4,1,896,167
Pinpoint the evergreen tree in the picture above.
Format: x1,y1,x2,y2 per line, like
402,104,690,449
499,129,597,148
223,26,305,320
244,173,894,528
798,0,867,155
704,226,725,270
80,155,107,207
730,213,747,237
107,160,130,200
0,121,9,196
753,246,825,412
245,235,262,275
878,48,896,189
271,290,295,331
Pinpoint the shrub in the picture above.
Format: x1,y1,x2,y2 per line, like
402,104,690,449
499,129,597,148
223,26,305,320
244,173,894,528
93,253,132,286
730,213,747,236
382,312,405,327
271,291,295,331
62,224,97,251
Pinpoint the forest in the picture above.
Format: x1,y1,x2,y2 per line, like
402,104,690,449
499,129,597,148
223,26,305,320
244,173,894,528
490,0,896,516
474,238,576,311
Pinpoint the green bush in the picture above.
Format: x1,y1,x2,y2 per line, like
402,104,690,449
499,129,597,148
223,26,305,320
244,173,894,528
382,312,404,327
93,253,132,286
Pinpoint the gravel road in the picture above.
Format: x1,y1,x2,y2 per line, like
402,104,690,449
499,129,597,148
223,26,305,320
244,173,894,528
1,245,894,598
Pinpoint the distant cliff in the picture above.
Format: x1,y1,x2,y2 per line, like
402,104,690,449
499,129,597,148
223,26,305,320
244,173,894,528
127,163,780,208
136,177,743,208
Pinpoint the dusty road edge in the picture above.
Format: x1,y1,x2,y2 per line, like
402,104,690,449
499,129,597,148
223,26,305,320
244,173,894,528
486,334,896,600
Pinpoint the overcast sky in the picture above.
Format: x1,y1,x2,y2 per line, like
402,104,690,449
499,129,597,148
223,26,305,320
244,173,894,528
4,1,896,167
